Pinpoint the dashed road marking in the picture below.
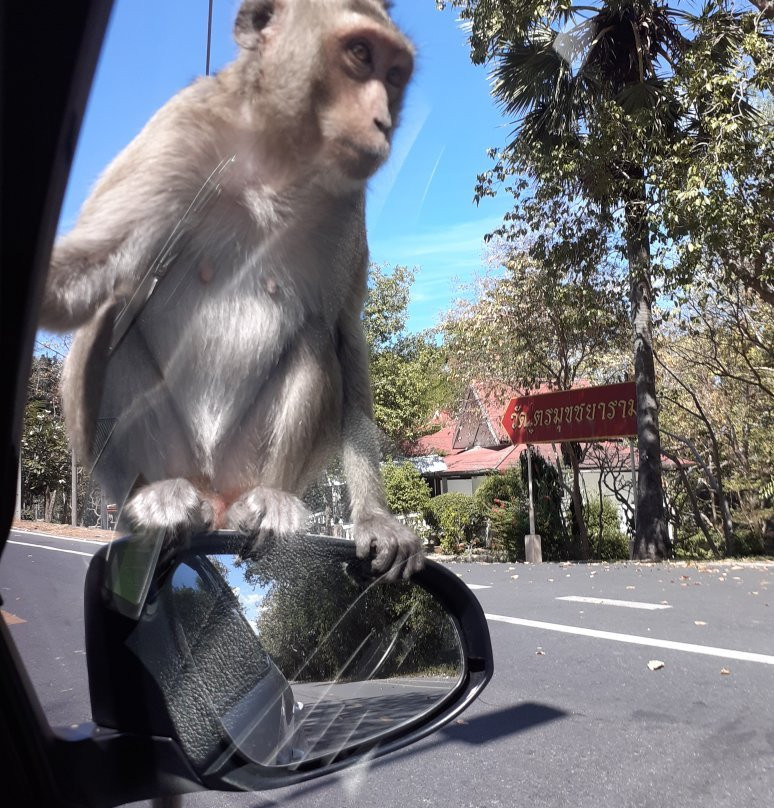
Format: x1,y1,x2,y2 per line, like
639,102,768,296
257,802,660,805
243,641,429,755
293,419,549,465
486,613,774,665
467,584,492,590
556,595,672,610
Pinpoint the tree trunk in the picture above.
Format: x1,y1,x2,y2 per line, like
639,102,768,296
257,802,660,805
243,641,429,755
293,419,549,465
625,188,670,560
662,448,721,557
566,443,589,559
705,448,735,556
44,488,57,523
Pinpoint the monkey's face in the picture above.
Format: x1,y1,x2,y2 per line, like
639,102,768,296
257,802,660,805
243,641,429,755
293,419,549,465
235,0,414,187
317,16,414,182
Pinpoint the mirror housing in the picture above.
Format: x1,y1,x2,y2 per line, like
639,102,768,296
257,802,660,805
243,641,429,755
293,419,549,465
82,532,492,797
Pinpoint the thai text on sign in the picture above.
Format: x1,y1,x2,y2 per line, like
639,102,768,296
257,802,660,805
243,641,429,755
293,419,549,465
502,382,637,445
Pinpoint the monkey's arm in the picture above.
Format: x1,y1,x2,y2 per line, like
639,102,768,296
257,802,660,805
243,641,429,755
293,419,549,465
336,274,424,579
40,98,202,332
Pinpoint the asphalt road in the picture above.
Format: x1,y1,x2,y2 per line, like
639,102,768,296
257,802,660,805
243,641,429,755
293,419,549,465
2,531,773,808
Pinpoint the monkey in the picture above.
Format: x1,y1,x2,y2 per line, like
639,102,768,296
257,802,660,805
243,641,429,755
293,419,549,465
39,0,424,580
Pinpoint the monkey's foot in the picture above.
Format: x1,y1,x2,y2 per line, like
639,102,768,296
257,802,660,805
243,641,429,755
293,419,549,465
225,487,310,543
122,478,212,535
353,513,425,582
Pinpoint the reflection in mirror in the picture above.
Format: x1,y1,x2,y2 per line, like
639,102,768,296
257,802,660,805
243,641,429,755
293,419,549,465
120,534,463,771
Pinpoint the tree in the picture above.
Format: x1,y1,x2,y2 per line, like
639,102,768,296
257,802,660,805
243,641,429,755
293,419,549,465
381,460,432,515
651,15,774,306
474,467,527,559
22,356,71,522
244,548,458,683
365,264,452,446
657,281,773,555
437,0,772,559
443,248,630,557
425,493,484,554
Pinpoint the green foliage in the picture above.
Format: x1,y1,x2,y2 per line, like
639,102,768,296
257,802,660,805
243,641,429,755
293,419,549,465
584,498,630,561
22,356,72,522
672,531,717,561
22,401,70,509
729,526,767,558
425,493,484,554
658,285,774,555
519,450,572,562
381,460,431,515
474,469,526,559
471,459,573,562
474,467,523,509
247,550,458,683
365,264,453,446
441,253,630,553
443,253,630,393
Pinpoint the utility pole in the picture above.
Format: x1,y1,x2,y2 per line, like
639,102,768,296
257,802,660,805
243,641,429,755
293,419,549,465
71,448,77,526
15,454,22,521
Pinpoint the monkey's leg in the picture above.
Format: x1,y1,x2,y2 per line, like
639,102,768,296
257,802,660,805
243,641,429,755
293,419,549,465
122,478,214,535
225,487,310,544
341,412,425,581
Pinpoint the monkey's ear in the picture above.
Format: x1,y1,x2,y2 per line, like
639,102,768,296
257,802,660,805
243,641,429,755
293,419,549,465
234,0,275,50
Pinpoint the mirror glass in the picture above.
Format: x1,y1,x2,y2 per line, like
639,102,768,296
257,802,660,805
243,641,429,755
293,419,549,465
115,534,464,770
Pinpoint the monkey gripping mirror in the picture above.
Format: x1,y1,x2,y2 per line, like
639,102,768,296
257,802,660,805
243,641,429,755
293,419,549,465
83,532,492,796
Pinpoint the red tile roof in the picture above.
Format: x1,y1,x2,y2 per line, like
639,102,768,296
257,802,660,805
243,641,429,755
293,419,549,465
409,380,685,477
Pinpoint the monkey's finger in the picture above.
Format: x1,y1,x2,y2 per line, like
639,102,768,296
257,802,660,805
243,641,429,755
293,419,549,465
371,539,399,578
402,550,425,580
354,533,374,560
380,556,407,584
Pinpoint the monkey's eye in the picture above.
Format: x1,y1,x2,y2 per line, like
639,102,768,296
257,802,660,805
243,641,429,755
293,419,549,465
386,66,406,88
348,40,372,65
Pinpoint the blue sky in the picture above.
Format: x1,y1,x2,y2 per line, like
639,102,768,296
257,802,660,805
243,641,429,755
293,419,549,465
58,0,515,334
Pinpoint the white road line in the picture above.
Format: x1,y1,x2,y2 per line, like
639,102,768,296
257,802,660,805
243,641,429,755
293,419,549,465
556,595,672,611
10,530,110,545
467,584,491,590
485,613,774,666
7,540,96,558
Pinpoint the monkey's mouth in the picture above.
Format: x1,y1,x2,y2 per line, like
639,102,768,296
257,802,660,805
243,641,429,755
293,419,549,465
335,136,389,179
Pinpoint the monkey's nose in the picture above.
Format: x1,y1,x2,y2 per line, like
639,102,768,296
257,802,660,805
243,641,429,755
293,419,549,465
374,115,391,136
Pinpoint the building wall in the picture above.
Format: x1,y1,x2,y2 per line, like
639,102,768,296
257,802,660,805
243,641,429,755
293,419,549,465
445,477,474,496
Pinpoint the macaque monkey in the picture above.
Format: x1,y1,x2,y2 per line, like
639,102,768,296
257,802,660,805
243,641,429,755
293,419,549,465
40,0,423,579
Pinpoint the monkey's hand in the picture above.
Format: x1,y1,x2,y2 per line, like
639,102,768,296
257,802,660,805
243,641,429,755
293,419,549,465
353,513,425,582
226,487,310,544
123,478,213,536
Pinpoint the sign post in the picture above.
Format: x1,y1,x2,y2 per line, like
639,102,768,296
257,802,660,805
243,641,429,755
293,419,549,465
501,382,638,564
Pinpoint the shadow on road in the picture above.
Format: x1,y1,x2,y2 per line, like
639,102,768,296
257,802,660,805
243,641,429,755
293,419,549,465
263,701,567,806
440,701,568,746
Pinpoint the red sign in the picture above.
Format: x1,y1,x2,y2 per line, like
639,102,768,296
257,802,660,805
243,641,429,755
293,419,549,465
502,382,637,445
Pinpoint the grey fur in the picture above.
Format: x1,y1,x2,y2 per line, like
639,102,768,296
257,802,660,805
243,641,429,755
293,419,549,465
41,0,422,580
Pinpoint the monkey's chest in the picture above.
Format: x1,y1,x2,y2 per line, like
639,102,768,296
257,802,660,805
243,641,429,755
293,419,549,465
130,271,342,461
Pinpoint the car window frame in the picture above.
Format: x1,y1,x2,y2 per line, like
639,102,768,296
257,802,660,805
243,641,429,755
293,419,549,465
1,3,114,806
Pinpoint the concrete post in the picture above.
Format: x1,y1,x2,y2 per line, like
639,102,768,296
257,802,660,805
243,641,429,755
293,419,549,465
525,446,542,562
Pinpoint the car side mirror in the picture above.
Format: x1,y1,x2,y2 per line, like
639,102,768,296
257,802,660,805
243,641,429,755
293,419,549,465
79,532,492,801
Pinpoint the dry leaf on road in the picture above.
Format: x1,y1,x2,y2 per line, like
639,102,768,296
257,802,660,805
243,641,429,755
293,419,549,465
720,668,731,675
647,660,665,671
